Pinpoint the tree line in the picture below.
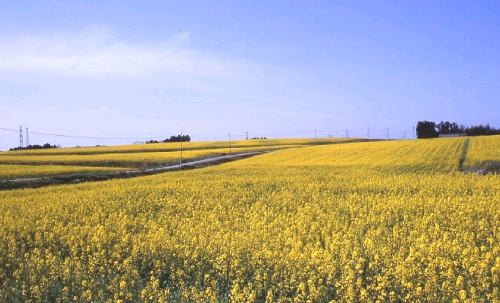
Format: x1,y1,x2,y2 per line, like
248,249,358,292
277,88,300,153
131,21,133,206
146,135,191,144
416,121,500,139
9,143,58,151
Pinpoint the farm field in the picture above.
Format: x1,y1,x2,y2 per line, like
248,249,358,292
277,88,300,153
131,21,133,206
239,137,468,173
0,136,499,302
0,164,127,180
463,135,500,173
0,138,357,156
0,138,360,180
0,145,295,168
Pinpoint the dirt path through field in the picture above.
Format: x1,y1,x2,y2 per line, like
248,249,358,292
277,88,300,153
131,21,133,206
0,151,267,189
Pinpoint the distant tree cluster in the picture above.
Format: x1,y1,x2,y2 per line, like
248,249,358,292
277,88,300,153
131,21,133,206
251,137,267,140
416,121,439,139
9,143,58,151
416,121,500,139
435,121,462,134
146,135,191,144
464,124,500,136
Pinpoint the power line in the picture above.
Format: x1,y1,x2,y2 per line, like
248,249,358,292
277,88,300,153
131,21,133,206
190,135,226,140
0,127,313,142
0,127,169,140
316,130,344,134
1,126,416,143
348,127,366,132
252,130,316,138
0,127,18,132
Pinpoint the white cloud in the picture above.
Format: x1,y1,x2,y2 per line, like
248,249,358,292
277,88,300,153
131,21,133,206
0,27,237,79
0,26,326,149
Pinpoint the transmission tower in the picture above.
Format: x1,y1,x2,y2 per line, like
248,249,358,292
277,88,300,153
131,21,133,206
386,128,389,140
26,127,29,146
246,131,248,140
19,125,23,148
345,129,349,138
367,127,370,139
403,132,406,140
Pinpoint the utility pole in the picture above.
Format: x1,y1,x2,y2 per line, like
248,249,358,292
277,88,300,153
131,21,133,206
26,127,29,147
180,132,183,169
229,133,231,154
367,127,370,139
19,125,23,148
246,131,248,140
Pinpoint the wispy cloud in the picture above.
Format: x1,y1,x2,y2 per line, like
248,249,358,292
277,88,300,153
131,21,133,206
0,26,237,79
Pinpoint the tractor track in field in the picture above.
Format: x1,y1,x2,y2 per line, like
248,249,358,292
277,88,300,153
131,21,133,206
458,138,470,170
457,138,499,175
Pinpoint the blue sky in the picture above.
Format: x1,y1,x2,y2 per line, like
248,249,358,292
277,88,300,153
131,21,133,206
1,0,499,149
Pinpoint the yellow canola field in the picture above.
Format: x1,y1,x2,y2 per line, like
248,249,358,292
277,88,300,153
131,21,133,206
0,145,297,167
0,137,499,302
464,135,500,168
0,138,358,156
236,137,467,174
0,164,126,179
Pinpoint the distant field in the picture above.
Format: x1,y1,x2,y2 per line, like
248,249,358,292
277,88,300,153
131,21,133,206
0,138,361,179
0,164,127,180
1,136,499,302
233,137,467,174
0,145,300,168
0,138,359,156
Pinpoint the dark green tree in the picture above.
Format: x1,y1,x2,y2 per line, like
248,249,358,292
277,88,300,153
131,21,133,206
416,121,439,139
